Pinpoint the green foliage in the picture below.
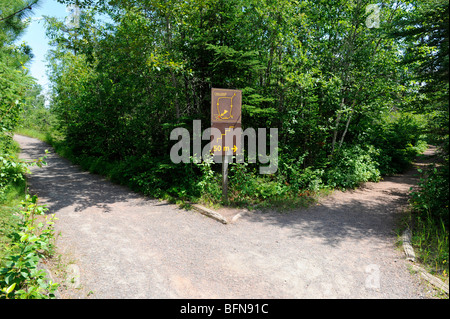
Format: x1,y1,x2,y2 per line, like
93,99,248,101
1,0,38,133
411,165,449,227
126,158,200,201
325,145,381,189
0,60,32,132
0,146,47,202
227,160,318,209
390,0,449,87
1,0,42,205
39,0,438,208
46,0,409,163
409,164,449,276
366,112,429,175
195,157,221,204
0,43,52,298
13,0,447,289
0,153,27,202
19,84,57,134
0,195,58,299
279,153,325,192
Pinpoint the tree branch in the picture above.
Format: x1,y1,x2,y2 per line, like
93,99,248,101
0,1,39,22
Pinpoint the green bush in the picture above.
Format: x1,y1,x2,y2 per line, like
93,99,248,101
325,145,381,189
254,179,288,200
368,112,428,174
409,163,449,276
227,162,291,204
195,157,222,203
0,153,26,203
279,153,325,192
0,195,58,299
228,162,257,200
411,165,449,230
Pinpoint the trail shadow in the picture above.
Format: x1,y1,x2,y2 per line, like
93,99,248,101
14,135,156,214
242,149,436,247
244,195,406,247
14,134,437,249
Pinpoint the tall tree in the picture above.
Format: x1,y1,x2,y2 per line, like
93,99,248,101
1,0,39,136
390,0,449,145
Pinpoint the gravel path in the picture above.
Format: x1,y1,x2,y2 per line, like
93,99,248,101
14,134,431,299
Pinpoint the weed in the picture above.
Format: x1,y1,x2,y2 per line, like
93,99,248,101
0,195,59,299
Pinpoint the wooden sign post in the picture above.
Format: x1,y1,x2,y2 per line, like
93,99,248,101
222,154,229,202
211,88,242,203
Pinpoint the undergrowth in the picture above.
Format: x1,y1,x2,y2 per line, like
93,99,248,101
1,137,57,299
409,162,449,280
0,195,58,299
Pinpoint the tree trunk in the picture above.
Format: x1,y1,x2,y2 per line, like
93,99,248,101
331,97,345,155
338,108,353,149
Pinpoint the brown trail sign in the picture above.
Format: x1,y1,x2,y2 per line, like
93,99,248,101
211,88,242,156
210,122,242,156
211,88,242,202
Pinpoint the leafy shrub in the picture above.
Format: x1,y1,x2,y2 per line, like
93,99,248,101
1,137,47,203
0,153,27,203
0,195,58,299
195,156,222,203
325,145,381,189
122,157,201,201
254,179,288,200
228,162,257,200
410,165,449,230
280,155,325,192
409,163,449,276
368,112,428,174
227,162,289,203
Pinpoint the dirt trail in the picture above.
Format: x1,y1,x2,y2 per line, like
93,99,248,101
14,134,433,298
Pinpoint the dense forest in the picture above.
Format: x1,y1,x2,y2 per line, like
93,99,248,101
41,0,446,197
1,0,449,297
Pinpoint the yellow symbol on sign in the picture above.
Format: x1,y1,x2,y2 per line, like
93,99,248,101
216,126,234,143
213,126,238,153
214,93,236,121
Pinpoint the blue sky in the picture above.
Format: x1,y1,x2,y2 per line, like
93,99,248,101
17,0,69,97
